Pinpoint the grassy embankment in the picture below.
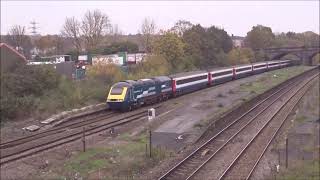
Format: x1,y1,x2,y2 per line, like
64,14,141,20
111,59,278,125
40,132,173,179
274,80,319,180
194,66,314,130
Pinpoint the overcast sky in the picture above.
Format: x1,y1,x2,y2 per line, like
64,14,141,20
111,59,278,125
1,1,319,36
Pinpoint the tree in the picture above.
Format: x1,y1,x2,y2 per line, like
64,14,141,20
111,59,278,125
140,17,156,52
128,55,170,79
34,35,65,55
227,48,254,65
61,17,82,52
81,9,111,51
152,32,186,71
7,25,26,50
183,24,231,68
6,25,33,58
102,41,139,55
207,26,233,53
244,25,275,49
170,20,193,37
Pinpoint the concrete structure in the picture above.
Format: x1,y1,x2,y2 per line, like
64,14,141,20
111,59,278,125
256,46,320,65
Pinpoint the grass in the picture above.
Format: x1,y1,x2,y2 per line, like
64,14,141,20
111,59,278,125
277,160,320,180
295,115,307,123
59,132,172,179
239,66,313,95
64,148,112,177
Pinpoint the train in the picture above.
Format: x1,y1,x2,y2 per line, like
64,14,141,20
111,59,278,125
107,60,298,111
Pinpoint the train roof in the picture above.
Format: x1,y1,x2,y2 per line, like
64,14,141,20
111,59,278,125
207,66,233,73
152,76,171,82
113,81,134,88
169,70,207,78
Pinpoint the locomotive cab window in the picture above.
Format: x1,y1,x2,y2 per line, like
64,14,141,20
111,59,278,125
110,87,123,95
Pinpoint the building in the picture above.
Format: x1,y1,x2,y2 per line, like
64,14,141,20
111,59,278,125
0,43,27,72
231,36,245,48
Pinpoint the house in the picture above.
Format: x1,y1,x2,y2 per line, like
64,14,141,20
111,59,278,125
231,35,245,48
0,43,27,72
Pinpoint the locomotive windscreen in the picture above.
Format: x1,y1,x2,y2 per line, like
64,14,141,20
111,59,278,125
110,87,123,95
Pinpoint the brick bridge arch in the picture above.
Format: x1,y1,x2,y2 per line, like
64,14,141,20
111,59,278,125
255,46,320,65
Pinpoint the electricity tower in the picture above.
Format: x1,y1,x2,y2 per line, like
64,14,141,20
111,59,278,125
29,20,39,35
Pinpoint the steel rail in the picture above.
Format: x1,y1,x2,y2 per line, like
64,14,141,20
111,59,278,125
217,73,319,180
0,105,161,164
0,112,147,165
0,111,117,149
244,76,319,180
185,74,315,180
0,110,114,149
158,68,318,180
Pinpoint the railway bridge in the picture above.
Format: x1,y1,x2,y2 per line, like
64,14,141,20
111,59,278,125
255,46,320,65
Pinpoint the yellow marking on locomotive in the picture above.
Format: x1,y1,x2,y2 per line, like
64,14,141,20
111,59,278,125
107,87,128,102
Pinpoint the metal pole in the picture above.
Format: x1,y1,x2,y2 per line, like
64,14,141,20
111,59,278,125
146,144,148,157
285,138,288,168
82,127,86,152
149,130,152,158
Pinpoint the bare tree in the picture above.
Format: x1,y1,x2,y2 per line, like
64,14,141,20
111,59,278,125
7,25,27,50
141,17,156,52
81,9,111,51
61,17,82,52
7,25,33,58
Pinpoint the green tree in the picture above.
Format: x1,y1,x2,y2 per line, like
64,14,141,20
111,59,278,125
227,48,254,65
183,24,231,68
244,25,275,49
128,55,170,79
152,32,186,72
207,26,233,53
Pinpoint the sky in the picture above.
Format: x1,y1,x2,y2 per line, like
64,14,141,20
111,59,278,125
1,1,319,36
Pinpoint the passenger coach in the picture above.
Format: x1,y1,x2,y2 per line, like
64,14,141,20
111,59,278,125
107,59,298,111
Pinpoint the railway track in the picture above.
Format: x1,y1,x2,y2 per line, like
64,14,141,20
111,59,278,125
218,74,318,180
0,110,117,149
158,68,319,180
0,105,161,165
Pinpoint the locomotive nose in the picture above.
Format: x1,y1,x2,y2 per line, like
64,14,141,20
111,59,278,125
107,86,128,102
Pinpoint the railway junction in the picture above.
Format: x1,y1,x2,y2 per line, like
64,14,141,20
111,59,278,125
1,65,319,179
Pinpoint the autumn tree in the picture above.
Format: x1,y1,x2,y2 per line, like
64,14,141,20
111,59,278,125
128,55,170,79
227,48,254,65
81,9,111,51
170,20,193,37
152,32,186,71
140,17,156,52
244,25,275,49
274,31,320,47
61,17,82,52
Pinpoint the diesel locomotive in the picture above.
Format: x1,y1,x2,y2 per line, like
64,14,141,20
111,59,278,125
107,60,298,111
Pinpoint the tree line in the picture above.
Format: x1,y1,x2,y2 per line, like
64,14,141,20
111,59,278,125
2,9,319,63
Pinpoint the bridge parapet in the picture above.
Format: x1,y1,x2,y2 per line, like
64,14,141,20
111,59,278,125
254,46,320,65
